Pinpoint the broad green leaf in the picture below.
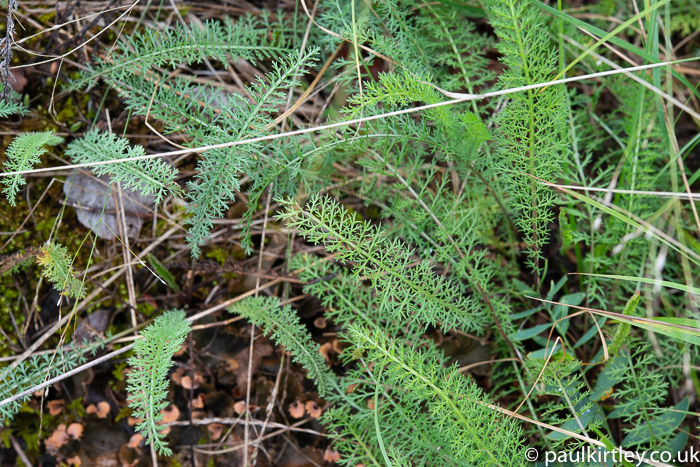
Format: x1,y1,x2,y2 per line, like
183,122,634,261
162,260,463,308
509,323,551,342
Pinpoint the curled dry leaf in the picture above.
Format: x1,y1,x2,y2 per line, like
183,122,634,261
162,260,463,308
332,338,343,354
323,447,341,463
66,456,82,467
159,404,180,424
86,401,111,418
189,393,206,409
44,424,69,454
319,342,332,363
67,423,84,440
127,433,143,449
288,400,305,419
171,367,185,385
305,400,322,419
313,317,327,329
181,372,205,390
233,400,247,415
47,399,65,416
207,423,224,441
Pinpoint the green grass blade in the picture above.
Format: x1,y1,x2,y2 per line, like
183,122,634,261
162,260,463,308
534,1,700,101
576,273,700,296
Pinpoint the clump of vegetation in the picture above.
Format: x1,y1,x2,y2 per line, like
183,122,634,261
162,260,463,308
0,0,698,465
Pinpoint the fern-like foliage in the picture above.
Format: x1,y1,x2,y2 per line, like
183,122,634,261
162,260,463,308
185,49,318,256
605,340,676,451
348,324,527,465
484,0,568,274
127,310,191,456
70,14,292,91
292,254,427,343
227,296,339,397
0,95,26,117
2,131,63,206
65,129,181,203
278,195,484,333
36,242,84,300
0,340,102,426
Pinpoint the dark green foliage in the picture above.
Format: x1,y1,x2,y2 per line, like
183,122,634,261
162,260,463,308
0,0,698,463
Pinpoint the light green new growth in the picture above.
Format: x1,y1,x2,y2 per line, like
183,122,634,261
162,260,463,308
127,310,191,456
36,242,84,300
228,296,338,397
609,291,641,355
2,131,63,205
278,195,484,332
65,129,180,203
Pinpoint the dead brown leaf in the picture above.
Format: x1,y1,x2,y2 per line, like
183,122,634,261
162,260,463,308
47,399,65,416
171,367,185,385
233,400,247,415
189,393,206,409
314,317,327,329
67,423,84,440
160,404,180,423
288,400,305,419
305,401,322,419
174,341,192,357
181,372,205,390
332,338,343,354
127,433,143,449
208,423,224,441
319,342,332,362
